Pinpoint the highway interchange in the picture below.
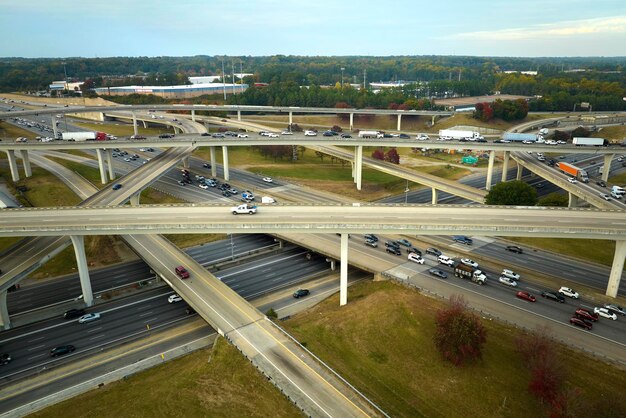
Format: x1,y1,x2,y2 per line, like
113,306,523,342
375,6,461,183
1,100,626,415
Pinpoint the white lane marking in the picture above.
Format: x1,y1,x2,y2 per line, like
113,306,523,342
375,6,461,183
89,334,106,341
86,327,103,334
27,344,45,351
142,317,158,324
139,311,154,318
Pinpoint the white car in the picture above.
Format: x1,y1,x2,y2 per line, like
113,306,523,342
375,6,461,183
460,258,478,268
267,133,279,138
498,276,518,287
567,177,577,184
407,253,424,264
437,255,454,266
558,286,579,299
304,130,317,136
594,307,617,320
78,312,101,323
237,133,249,138
501,269,520,281
281,130,293,135
262,177,273,183
199,183,208,190
600,193,611,201
416,134,429,140
168,294,182,303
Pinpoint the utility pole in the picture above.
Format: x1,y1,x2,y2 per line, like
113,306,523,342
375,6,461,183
340,67,345,89
222,60,226,100
363,69,367,89
231,61,236,95
240,61,244,93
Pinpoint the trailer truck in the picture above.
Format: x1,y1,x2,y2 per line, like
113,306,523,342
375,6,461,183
438,129,484,141
61,131,107,141
453,262,486,285
358,130,383,138
502,133,539,142
556,161,589,182
572,137,608,147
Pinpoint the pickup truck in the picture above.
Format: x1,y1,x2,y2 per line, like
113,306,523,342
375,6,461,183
231,204,257,215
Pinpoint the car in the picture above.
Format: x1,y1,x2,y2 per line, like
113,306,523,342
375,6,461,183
437,255,454,266
452,235,473,245
0,353,11,365
50,345,75,357
177,180,186,186
596,180,607,187
111,183,122,191
575,308,599,322
78,313,101,323
385,240,400,249
280,130,293,135
212,133,226,138
558,286,579,299
541,291,565,303
599,192,612,201
569,317,592,330
428,268,448,279
222,190,231,197
202,163,212,168
262,177,273,183
200,132,210,136
460,258,478,268
416,134,430,140
603,303,626,316
195,175,205,181
340,133,352,138
594,307,618,320
168,294,183,304
498,276,518,287
158,134,174,139
304,130,317,136
228,188,238,194
425,247,442,257
236,133,249,138
130,135,146,140
501,269,520,281
293,289,310,298
386,246,402,256
516,291,536,302
199,183,208,190
323,131,334,137
175,265,190,279
186,307,196,315
399,133,410,139
567,177,577,184
64,308,86,319
408,253,424,264
267,133,279,138
505,245,523,254
397,239,412,247
364,234,378,242
365,239,378,248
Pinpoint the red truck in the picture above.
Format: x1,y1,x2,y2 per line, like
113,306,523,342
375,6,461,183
556,162,589,183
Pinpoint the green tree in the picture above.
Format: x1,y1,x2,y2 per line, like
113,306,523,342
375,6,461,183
485,181,538,206
538,192,568,207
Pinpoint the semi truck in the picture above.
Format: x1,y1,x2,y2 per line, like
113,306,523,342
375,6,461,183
502,133,539,142
358,130,383,138
572,137,608,147
438,129,483,141
61,131,107,141
453,262,486,285
556,161,589,182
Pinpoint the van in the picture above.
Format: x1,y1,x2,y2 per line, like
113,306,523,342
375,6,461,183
611,185,625,194
438,255,454,266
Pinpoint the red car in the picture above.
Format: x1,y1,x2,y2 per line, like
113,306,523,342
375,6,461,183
575,308,599,322
516,291,536,302
175,266,190,279
569,317,592,330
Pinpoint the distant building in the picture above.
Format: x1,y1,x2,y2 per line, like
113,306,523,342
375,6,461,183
49,80,84,92
189,74,253,84
502,70,538,76
94,83,248,99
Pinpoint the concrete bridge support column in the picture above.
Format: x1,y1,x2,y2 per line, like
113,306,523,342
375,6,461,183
210,146,217,177
288,111,293,126
96,149,108,184
182,156,190,169
70,235,94,307
340,233,349,306
397,114,402,131
431,188,438,204
20,150,32,177
132,112,138,136
130,192,141,206
501,151,510,182
6,150,20,182
351,161,355,179
602,154,614,183
355,145,363,190
516,162,523,180
330,260,336,271
0,290,10,330
191,109,196,122
607,240,626,298
142,120,147,129
431,115,437,126
568,193,579,208
106,149,115,180
349,113,354,131
222,146,230,181
237,110,241,122
485,150,495,191
51,116,58,138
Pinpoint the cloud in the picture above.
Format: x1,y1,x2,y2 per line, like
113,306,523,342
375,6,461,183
448,15,626,41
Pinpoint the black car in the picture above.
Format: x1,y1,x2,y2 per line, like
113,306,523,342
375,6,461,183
452,235,473,245
200,132,210,136
399,133,410,139
64,308,86,319
50,345,75,357
428,268,448,279
386,246,402,256
596,180,607,187
385,240,400,248
202,163,211,168
0,353,12,365
323,131,334,137
425,247,442,257
341,133,352,138
185,307,196,315
293,289,310,298
505,245,523,254
158,134,174,139
541,291,565,303
364,234,378,242
407,248,422,256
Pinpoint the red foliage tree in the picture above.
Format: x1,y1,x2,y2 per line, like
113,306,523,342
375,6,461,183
433,295,487,366
385,148,400,164
335,102,350,120
371,148,385,160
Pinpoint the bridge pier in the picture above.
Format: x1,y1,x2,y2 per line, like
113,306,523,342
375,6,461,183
431,188,438,204
0,290,10,330
431,115,437,126
237,110,241,122
349,113,354,131
501,151,510,182
96,149,108,184
70,235,94,307
485,150,495,191
568,193,579,208
210,146,217,177
106,149,115,180
607,240,626,298
222,146,230,181
602,154,613,182
20,150,32,177
51,115,58,138
516,162,523,180
130,192,141,206
6,150,20,182
340,233,348,306
289,111,293,126
142,120,147,129
191,109,196,122
354,145,363,190
132,112,138,136
330,259,336,271
397,114,402,131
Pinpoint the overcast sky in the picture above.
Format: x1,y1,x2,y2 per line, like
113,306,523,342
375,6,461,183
1,0,626,58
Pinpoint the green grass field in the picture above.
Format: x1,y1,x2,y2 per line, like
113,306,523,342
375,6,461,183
0,121,38,140
73,121,168,137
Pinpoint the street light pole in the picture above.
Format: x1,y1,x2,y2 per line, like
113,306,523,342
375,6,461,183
229,233,234,260
404,180,409,204
340,67,345,89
